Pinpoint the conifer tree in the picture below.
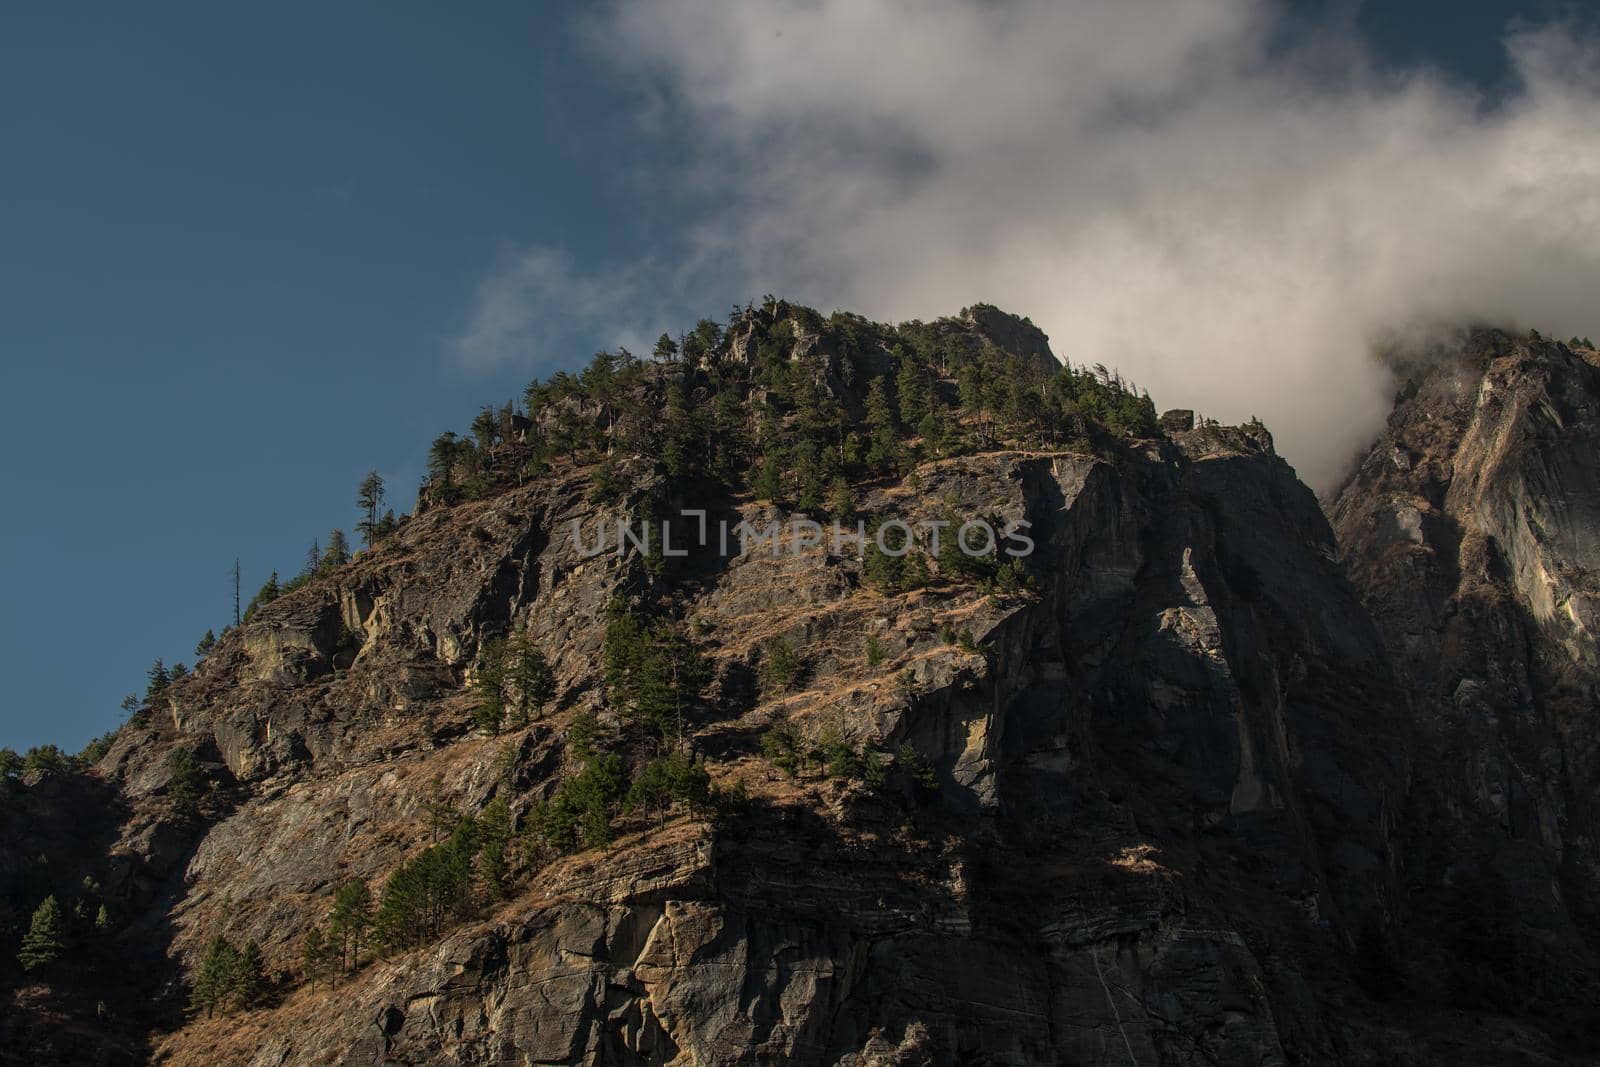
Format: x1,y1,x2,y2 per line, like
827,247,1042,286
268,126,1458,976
328,879,373,973
146,658,170,699
504,636,556,728
896,352,930,428
243,571,280,622
165,747,203,819
195,630,216,658
357,470,386,546
752,450,783,503
321,529,351,570
470,404,499,452
374,820,479,953
18,895,65,972
231,940,265,1008
828,476,854,520
301,926,331,989
864,378,901,477
662,380,701,479
476,795,513,899
602,611,710,741
472,638,508,735
189,934,240,1017
792,440,825,514
428,431,461,489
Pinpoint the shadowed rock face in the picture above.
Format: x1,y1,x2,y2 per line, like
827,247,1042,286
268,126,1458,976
6,325,1598,1066
1330,330,1600,1007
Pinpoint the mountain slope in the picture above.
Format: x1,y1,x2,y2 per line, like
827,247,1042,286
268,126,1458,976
3,309,1597,1065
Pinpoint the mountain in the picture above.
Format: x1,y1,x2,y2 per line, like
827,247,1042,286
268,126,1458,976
1,306,1597,1065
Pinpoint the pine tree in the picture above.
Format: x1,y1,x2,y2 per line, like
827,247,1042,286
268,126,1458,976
896,351,930,428
603,612,710,741
321,529,351,571
793,440,825,513
828,476,854,520
195,630,216,658
18,895,65,972
476,795,513,899
662,380,702,479
146,658,170,699
328,879,373,973
473,637,509,735
864,378,901,477
374,821,479,953
357,470,386,546
752,450,783,503
428,431,461,490
653,333,678,362
242,571,280,622
301,926,331,989
230,940,265,1009
166,748,203,819
189,934,240,1017
504,636,556,728
470,404,499,452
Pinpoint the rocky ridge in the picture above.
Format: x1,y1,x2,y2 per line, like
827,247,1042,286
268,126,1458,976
2,314,1598,1065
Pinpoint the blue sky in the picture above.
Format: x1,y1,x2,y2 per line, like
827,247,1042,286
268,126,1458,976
1,0,1593,752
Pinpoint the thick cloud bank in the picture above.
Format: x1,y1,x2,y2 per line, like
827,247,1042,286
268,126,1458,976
582,0,1600,490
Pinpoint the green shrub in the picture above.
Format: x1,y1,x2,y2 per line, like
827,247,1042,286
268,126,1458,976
865,635,886,667
761,636,799,693
761,723,803,777
897,742,939,794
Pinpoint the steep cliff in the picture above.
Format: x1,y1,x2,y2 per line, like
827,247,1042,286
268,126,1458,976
3,313,1595,1065
1331,329,1600,1023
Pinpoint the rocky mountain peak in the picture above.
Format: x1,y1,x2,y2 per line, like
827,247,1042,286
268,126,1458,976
4,308,1599,1065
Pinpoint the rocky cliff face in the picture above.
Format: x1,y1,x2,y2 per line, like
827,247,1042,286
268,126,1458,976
1330,330,1600,1016
4,318,1597,1066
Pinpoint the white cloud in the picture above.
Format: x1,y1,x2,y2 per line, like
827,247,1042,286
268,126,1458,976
449,246,663,373
578,0,1600,490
